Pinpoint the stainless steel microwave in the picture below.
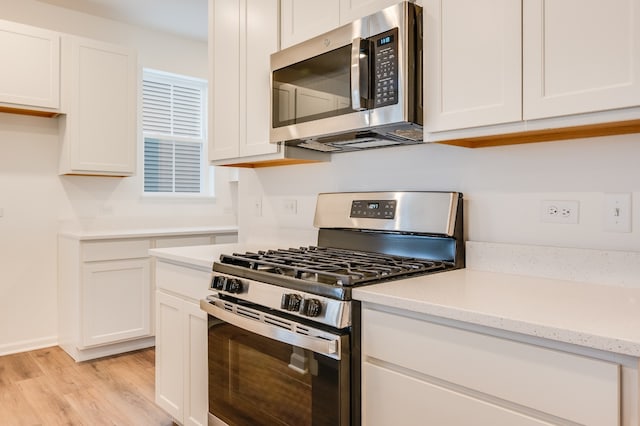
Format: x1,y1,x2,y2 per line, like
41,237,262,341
270,1,423,153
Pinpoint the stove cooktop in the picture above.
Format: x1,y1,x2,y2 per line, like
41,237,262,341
213,246,453,300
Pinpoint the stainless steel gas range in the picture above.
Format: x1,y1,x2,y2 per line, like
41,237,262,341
200,191,464,426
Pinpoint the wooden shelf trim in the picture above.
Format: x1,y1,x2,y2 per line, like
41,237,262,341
436,119,640,148
217,158,325,168
0,105,60,118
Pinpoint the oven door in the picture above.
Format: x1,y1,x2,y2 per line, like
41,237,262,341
200,297,351,426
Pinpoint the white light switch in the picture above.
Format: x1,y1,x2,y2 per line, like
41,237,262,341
604,193,632,233
0,207,3,217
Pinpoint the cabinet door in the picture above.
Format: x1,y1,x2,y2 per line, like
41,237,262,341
340,0,404,24
242,0,279,157
363,363,553,426
0,20,60,110
210,0,279,161
156,291,185,421
424,0,522,132
60,36,136,176
81,259,151,347
183,300,208,426
280,0,340,49
210,0,241,160
524,0,640,120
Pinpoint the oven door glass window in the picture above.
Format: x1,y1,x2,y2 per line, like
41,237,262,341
208,319,349,426
272,45,354,129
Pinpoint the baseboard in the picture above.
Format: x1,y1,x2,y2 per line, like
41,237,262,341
59,336,156,362
0,336,58,357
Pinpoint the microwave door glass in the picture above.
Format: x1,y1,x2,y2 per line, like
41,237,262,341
272,45,354,128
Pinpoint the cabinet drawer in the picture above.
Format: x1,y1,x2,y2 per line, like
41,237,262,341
82,239,151,262
155,260,211,301
362,307,620,426
154,235,212,249
363,363,551,426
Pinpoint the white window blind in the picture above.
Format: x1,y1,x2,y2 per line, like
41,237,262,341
142,69,208,194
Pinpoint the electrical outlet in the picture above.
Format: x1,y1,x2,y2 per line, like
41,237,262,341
541,200,579,224
253,197,263,217
282,199,298,215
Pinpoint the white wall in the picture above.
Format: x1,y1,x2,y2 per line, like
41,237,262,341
238,134,640,252
0,0,236,353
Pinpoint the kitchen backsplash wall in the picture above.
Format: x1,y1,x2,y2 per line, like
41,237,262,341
238,133,640,253
0,0,237,354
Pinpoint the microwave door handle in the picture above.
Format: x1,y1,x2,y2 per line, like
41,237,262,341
351,37,367,111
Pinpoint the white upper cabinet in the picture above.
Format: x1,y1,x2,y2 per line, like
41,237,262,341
210,0,279,161
523,0,640,120
0,19,60,113
59,36,137,176
281,0,414,49
280,0,340,49
424,0,522,132
426,0,640,137
210,0,327,166
340,0,413,24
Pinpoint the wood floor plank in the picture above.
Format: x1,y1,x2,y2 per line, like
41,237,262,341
0,347,174,425
0,383,44,426
105,355,157,402
29,345,77,371
0,351,44,385
16,374,85,426
93,375,173,426
64,385,132,426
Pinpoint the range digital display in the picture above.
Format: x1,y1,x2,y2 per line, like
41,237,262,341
350,200,396,219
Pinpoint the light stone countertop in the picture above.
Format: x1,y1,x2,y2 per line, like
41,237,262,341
146,240,640,358
352,268,640,357
59,225,238,240
149,243,264,270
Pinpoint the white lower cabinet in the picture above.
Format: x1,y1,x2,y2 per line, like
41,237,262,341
58,237,155,362
361,306,631,426
81,258,151,347
155,260,210,426
57,231,229,362
365,363,551,426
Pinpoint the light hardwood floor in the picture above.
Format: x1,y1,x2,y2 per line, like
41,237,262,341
0,346,174,426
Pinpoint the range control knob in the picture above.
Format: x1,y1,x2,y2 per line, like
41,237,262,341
211,275,226,290
281,293,302,311
299,298,323,317
225,278,244,294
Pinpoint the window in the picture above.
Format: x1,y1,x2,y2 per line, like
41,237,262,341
142,69,212,195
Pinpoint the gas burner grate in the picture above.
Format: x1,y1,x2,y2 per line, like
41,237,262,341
218,246,449,286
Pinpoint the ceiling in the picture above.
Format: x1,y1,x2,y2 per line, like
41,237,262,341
35,0,208,41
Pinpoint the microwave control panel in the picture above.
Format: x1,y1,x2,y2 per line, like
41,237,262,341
371,28,399,108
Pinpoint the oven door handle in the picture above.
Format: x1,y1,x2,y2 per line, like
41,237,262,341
200,299,341,359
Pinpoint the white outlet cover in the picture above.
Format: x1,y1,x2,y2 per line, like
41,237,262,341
604,193,631,233
541,200,579,224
